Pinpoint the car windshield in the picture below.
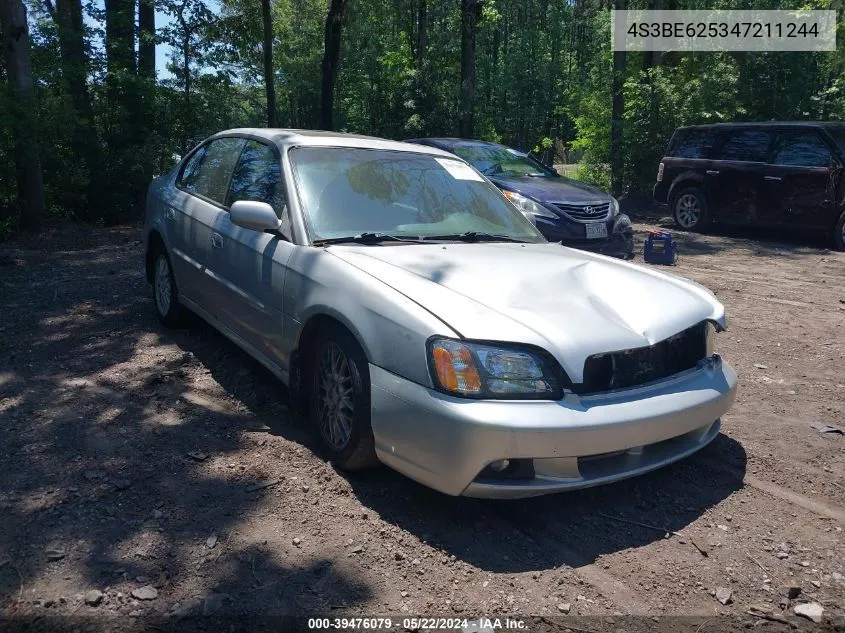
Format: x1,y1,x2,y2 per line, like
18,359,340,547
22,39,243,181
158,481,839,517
452,145,556,178
289,147,547,242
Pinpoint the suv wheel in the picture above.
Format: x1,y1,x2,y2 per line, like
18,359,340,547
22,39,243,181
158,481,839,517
672,187,711,232
834,210,845,252
152,247,190,328
309,326,379,471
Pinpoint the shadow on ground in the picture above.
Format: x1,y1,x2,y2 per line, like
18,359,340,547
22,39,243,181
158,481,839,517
0,224,747,621
0,230,369,618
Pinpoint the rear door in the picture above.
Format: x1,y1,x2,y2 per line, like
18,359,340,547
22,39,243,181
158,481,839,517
208,139,295,370
169,136,246,312
758,129,840,229
707,128,774,222
159,145,208,298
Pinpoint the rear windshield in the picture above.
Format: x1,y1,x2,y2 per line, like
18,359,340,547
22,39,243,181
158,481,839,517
667,129,719,159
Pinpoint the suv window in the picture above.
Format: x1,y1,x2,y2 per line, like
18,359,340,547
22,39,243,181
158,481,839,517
771,131,833,168
717,129,772,162
227,140,286,215
178,137,246,204
669,129,719,159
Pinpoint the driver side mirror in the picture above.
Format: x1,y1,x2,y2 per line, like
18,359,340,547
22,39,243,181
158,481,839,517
230,200,282,232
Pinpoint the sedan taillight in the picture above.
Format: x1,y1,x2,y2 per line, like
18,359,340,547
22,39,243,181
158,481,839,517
657,162,664,182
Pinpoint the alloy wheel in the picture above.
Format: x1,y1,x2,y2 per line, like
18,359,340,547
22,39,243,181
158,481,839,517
676,194,701,228
154,254,172,317
316,342,355,450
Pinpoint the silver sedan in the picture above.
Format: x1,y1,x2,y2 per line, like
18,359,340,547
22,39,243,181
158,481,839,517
143,128,737,499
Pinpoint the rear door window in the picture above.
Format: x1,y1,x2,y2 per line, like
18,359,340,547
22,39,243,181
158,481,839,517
177,145,208,193
178,137,246,205
669,129,719,159
717,130,773,162
771,131,833,168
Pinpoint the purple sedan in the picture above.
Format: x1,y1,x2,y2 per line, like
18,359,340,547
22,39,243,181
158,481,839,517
406,138,635,259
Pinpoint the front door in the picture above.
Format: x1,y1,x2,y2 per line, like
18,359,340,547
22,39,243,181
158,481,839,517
208,139,294,371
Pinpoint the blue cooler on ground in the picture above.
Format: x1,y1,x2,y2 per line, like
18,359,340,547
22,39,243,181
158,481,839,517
643,230,678,265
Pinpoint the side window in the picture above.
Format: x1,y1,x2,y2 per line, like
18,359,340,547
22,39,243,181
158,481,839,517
669,130,719,159
771,131,832,168
717,130,772,162
177,145,208,193
184,137,246,204
227,140,286,215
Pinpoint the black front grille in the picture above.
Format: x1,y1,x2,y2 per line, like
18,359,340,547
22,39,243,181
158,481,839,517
578,321,708,394
553,201,610,220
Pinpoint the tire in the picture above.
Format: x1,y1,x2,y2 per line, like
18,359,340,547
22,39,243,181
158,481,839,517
309,325,379,470
833,210,845,252
151,246,191,328
672,187,711,232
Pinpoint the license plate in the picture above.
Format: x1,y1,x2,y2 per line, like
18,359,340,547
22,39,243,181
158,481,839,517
585,223,608,239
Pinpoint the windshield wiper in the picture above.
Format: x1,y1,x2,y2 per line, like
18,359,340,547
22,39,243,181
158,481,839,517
312,232,425,246
422,231,529,243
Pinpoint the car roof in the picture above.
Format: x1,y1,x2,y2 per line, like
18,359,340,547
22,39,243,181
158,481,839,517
676,121,845,132
209,128,457,158
406,137,519,153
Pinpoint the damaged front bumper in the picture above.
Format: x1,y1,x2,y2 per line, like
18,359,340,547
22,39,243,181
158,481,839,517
369,356,736,499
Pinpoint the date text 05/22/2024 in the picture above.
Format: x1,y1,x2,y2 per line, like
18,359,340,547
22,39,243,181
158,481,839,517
307,617,529,631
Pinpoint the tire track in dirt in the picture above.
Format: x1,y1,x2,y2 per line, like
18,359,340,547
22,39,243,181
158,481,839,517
477,503,652,615
698,456,845,524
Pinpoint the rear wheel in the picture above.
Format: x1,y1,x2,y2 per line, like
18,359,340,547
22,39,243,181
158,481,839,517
834,210,845,252
672,187,711,232
309,326,378,470
151,247,190,328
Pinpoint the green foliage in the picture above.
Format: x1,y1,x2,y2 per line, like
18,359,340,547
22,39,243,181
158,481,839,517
4,0,845,231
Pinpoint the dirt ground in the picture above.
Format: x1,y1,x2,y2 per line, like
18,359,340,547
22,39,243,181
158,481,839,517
1,215,844,632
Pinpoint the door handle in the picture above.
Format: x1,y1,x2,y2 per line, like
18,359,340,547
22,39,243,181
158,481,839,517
763,175,782,182
705,170,719,175
210,233,223,248
165,208,176,221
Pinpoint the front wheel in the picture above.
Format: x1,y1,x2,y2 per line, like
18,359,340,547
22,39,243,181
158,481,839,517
833,210,845,252
309,326,378,470
672,187,711,232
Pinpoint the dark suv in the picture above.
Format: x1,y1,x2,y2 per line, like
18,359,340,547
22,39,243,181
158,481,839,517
653,122,845,250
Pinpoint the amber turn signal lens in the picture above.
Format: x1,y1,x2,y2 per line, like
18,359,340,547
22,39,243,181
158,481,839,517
431,342,482,395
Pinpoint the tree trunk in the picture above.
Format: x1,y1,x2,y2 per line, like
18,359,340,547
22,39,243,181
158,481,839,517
181,17,192,152
55,0,93,124
261,0,278,127
0,0,46,232
103,0,139,219
416,0,427,68
138,0,155,81
320,0,348,130
54,0,101,217
459,0,480,138
610,0,626,197
105,0,136,76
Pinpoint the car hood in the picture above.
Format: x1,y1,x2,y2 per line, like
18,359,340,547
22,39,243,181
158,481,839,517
327,243,725,382
491,175,609,205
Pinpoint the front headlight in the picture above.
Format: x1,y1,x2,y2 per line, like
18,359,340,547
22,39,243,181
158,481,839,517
610,197,620,216
428,337,564,399
503,191,558,220
705,321,718,356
